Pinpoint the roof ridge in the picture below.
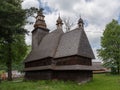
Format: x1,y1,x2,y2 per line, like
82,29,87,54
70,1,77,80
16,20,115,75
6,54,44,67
77,29,95,59
53,32,64,58
77,29,84,55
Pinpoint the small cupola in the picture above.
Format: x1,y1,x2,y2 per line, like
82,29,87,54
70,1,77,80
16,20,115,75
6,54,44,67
56,15,63,29
78,17,84,29
34,8,47,29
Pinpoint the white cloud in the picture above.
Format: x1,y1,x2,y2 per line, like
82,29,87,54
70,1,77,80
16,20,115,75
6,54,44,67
24,24,33,45
22,0,39,9
22,0,120,62
45,12,58,31
85,24,103,48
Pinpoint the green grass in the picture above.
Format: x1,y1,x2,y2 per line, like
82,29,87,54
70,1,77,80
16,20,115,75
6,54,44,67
0,74,120,90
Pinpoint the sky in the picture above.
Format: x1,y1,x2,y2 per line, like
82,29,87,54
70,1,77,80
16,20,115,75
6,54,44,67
22,0,120,62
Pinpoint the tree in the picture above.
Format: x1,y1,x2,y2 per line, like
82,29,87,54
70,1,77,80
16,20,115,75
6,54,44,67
98,19,120,74
62,17,74,32
0,0,29,80
0,35,27,69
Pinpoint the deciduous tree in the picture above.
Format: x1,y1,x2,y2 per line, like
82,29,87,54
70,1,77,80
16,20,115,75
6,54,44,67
98,19,120,74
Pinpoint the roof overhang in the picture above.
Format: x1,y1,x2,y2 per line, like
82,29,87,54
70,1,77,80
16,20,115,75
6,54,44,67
24,65,98,71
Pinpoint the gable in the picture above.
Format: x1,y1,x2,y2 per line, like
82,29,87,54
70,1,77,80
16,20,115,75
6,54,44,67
55,28,95,59
78,30,95,59
55,29,82,58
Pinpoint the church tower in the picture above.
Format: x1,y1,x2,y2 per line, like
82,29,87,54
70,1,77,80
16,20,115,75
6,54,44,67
78,17,84,29
32,8,49,50
34,8,47,29
56,15,63,29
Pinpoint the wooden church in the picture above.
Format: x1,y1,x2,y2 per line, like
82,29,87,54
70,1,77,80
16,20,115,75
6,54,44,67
24,8,95,82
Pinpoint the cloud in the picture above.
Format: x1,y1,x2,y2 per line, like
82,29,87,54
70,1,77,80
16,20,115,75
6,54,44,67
22,0,120,61
24,24,33,45
85,24,103,48
22,0,57,14
22,0,39,9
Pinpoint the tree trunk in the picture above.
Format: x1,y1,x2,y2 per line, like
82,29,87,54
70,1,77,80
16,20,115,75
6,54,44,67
117,64,120,74
117,62,120,74
7,44,12,81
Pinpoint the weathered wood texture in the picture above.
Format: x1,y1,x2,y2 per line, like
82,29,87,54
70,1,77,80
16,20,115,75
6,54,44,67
25,58,52,68
25,70,92,82
25,56,91,68
55,56,92,66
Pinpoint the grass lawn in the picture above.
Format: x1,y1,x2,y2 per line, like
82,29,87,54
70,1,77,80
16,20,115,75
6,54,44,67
0,74,120,90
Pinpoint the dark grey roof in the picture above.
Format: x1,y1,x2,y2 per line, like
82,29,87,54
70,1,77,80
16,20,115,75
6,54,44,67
25,28,95,62
55,28,95,59
55,28,81,58
24,65,97,71
25,29,63,62
24,65,52,71
78,29,95,58
54,65,97,70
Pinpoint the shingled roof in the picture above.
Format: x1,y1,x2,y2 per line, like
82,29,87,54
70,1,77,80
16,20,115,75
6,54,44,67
24,65,97,71
25,29,63,62
55,28,95,59
25,27,95,62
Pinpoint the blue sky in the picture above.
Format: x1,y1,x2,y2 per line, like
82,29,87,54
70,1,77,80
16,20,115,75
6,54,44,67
22,0,120,62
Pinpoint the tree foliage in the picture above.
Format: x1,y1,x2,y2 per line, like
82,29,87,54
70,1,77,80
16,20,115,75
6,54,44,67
98,19,120,74
0,0,30,80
